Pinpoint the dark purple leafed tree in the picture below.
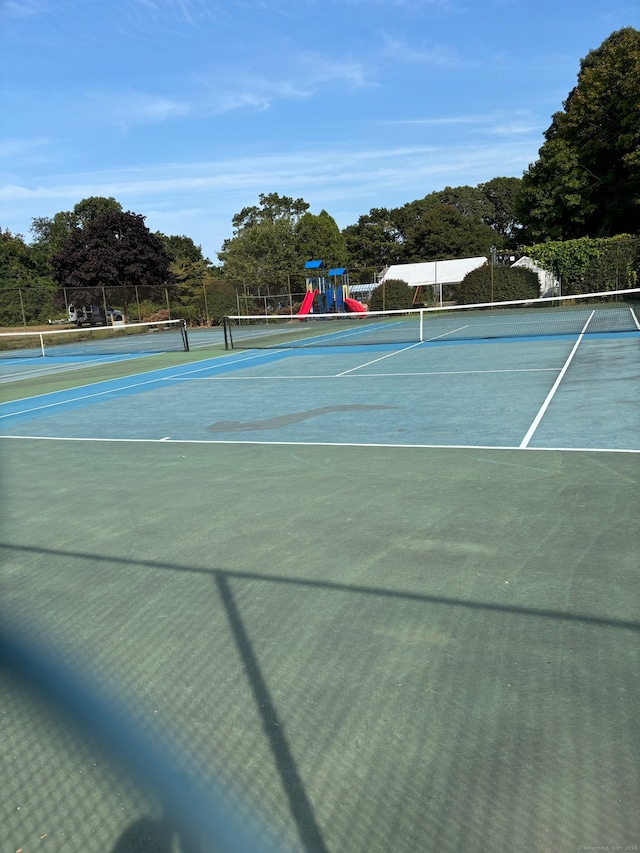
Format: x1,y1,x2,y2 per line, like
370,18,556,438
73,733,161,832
51,210,175,313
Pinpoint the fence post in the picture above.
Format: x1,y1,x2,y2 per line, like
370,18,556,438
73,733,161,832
203,282,210,325
19,288,27,327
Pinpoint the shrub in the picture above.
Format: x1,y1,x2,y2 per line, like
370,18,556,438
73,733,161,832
453,265,540,304
369,278,414,311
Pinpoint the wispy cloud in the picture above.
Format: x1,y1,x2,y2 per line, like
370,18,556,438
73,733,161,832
83,91,191,127
0,141,535,205
202,76,312,114
195,54,371,115
386,116,485,126
0,139,536,255
381,34,464,66
123,0,221,26
0,137,50,158
299,54,372,89
1,0,48,18
382,111,542,137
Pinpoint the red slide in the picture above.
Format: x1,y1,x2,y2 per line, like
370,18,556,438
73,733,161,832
343,296,366,313
296,290,317,316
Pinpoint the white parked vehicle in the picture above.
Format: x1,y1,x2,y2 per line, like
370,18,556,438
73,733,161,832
68,304,124,327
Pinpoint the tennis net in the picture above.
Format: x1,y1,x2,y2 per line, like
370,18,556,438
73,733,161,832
223,289,640,349
0,319,190,359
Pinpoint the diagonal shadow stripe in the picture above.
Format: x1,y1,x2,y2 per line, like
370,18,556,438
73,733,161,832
215,574,328,853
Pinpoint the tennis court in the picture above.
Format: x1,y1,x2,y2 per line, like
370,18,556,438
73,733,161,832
1,300,639,853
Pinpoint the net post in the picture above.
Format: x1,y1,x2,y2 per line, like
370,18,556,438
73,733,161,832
419,309,424,342
180,319,190,352
223,317,233,350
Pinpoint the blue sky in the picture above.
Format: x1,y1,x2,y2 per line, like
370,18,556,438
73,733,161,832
1,0,638,262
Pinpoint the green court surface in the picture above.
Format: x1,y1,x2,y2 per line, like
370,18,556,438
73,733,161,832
1,338,639,853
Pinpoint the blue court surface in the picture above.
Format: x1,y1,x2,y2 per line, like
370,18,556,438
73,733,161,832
1,333,638,451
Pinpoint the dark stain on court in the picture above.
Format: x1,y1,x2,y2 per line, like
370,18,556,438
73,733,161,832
207,404,398,432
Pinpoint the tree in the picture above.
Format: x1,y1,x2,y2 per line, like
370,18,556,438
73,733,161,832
30,210,78,264
30,197,123,264
342,207,405,269
159,233,208,264
50,210,174,313
432,185,493,221
295,210,348,268
73,196,122,228
153,234,218,323
0,229,57,324
402,205,504,261
479,177,523,243
519,27,640,240
219,193,312,285
231,192,309,231
219,218,300,285
203,278,238,325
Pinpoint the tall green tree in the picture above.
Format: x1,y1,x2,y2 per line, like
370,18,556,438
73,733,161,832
218,193,310,284
30,210,78,265
231,192,309,231
0,229,57,324
519,27,640,240
402,205,504,261
295,210,348,268
342,207,404,269
393,187,491,245
159,233,208,264
479,177,523,243
73,196,122,228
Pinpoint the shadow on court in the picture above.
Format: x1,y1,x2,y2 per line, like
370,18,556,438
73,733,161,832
1,439,639,852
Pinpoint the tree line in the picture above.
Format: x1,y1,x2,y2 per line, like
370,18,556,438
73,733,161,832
1,27,638,325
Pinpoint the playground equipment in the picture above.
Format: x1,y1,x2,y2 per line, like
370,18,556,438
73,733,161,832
301,261,366,314
296,289,317,317
343,296,366,313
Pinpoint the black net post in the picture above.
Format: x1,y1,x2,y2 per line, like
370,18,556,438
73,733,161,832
223,317,233,350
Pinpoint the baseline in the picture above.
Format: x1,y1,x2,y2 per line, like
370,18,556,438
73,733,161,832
1,435,638,454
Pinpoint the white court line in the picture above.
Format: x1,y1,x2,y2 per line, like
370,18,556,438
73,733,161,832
423,324,470,342
334,323,472,376
336,342,423,376
1,434,638,453
519,311,594,449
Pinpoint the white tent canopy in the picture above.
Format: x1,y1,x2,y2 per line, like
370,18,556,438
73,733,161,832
380,257,488,288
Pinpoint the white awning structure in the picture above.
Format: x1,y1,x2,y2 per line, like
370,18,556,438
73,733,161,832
379,257,488,287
